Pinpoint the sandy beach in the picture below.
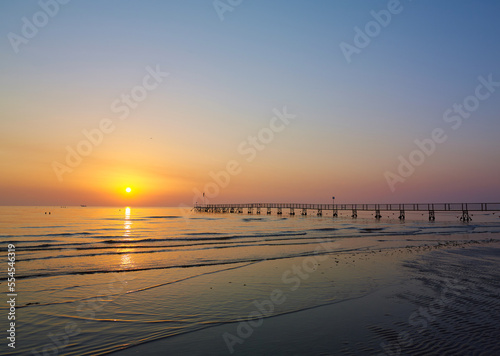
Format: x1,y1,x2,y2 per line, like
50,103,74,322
112,238,500,355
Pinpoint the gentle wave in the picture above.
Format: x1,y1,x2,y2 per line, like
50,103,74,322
1,232,92,238
6,247,366,280
18,239,348,262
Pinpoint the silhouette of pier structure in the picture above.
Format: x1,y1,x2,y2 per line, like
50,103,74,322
193,203,500,222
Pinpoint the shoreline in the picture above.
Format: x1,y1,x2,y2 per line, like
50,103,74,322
111,239,500,355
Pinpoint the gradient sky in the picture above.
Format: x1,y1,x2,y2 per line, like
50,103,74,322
1,0,499,206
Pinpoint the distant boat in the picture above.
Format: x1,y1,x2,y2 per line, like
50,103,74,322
80,205,87,207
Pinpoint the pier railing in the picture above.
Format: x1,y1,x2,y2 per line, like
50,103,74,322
193,202,500,221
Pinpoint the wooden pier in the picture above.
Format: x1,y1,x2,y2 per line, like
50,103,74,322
193,203,500,222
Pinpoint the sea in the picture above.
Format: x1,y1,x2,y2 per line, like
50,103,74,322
1,206,500,355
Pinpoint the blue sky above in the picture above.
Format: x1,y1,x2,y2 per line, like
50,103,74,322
1,0,499,205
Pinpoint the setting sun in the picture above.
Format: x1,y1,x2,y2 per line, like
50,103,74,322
125,187,132,193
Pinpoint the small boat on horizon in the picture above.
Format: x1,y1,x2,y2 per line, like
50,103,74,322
80,205,87,207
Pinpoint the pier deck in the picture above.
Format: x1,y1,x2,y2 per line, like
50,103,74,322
193,203,500,221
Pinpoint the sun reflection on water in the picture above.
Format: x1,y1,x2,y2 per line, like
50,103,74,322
124,207,131,237
119,248,135,268
120,207,135,268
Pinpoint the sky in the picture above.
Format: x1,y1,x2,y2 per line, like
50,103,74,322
1,0,499,206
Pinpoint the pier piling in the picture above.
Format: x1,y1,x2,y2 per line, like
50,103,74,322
193,202,500,221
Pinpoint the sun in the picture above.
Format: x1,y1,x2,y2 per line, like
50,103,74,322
125,187,132,193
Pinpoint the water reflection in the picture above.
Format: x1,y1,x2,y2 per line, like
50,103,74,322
124,207,131,237
121,207,134,268
119,248,135,268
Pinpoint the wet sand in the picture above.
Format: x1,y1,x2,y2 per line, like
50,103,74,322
113,238,500,355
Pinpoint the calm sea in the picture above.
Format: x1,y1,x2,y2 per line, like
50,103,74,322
1,206,499,355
